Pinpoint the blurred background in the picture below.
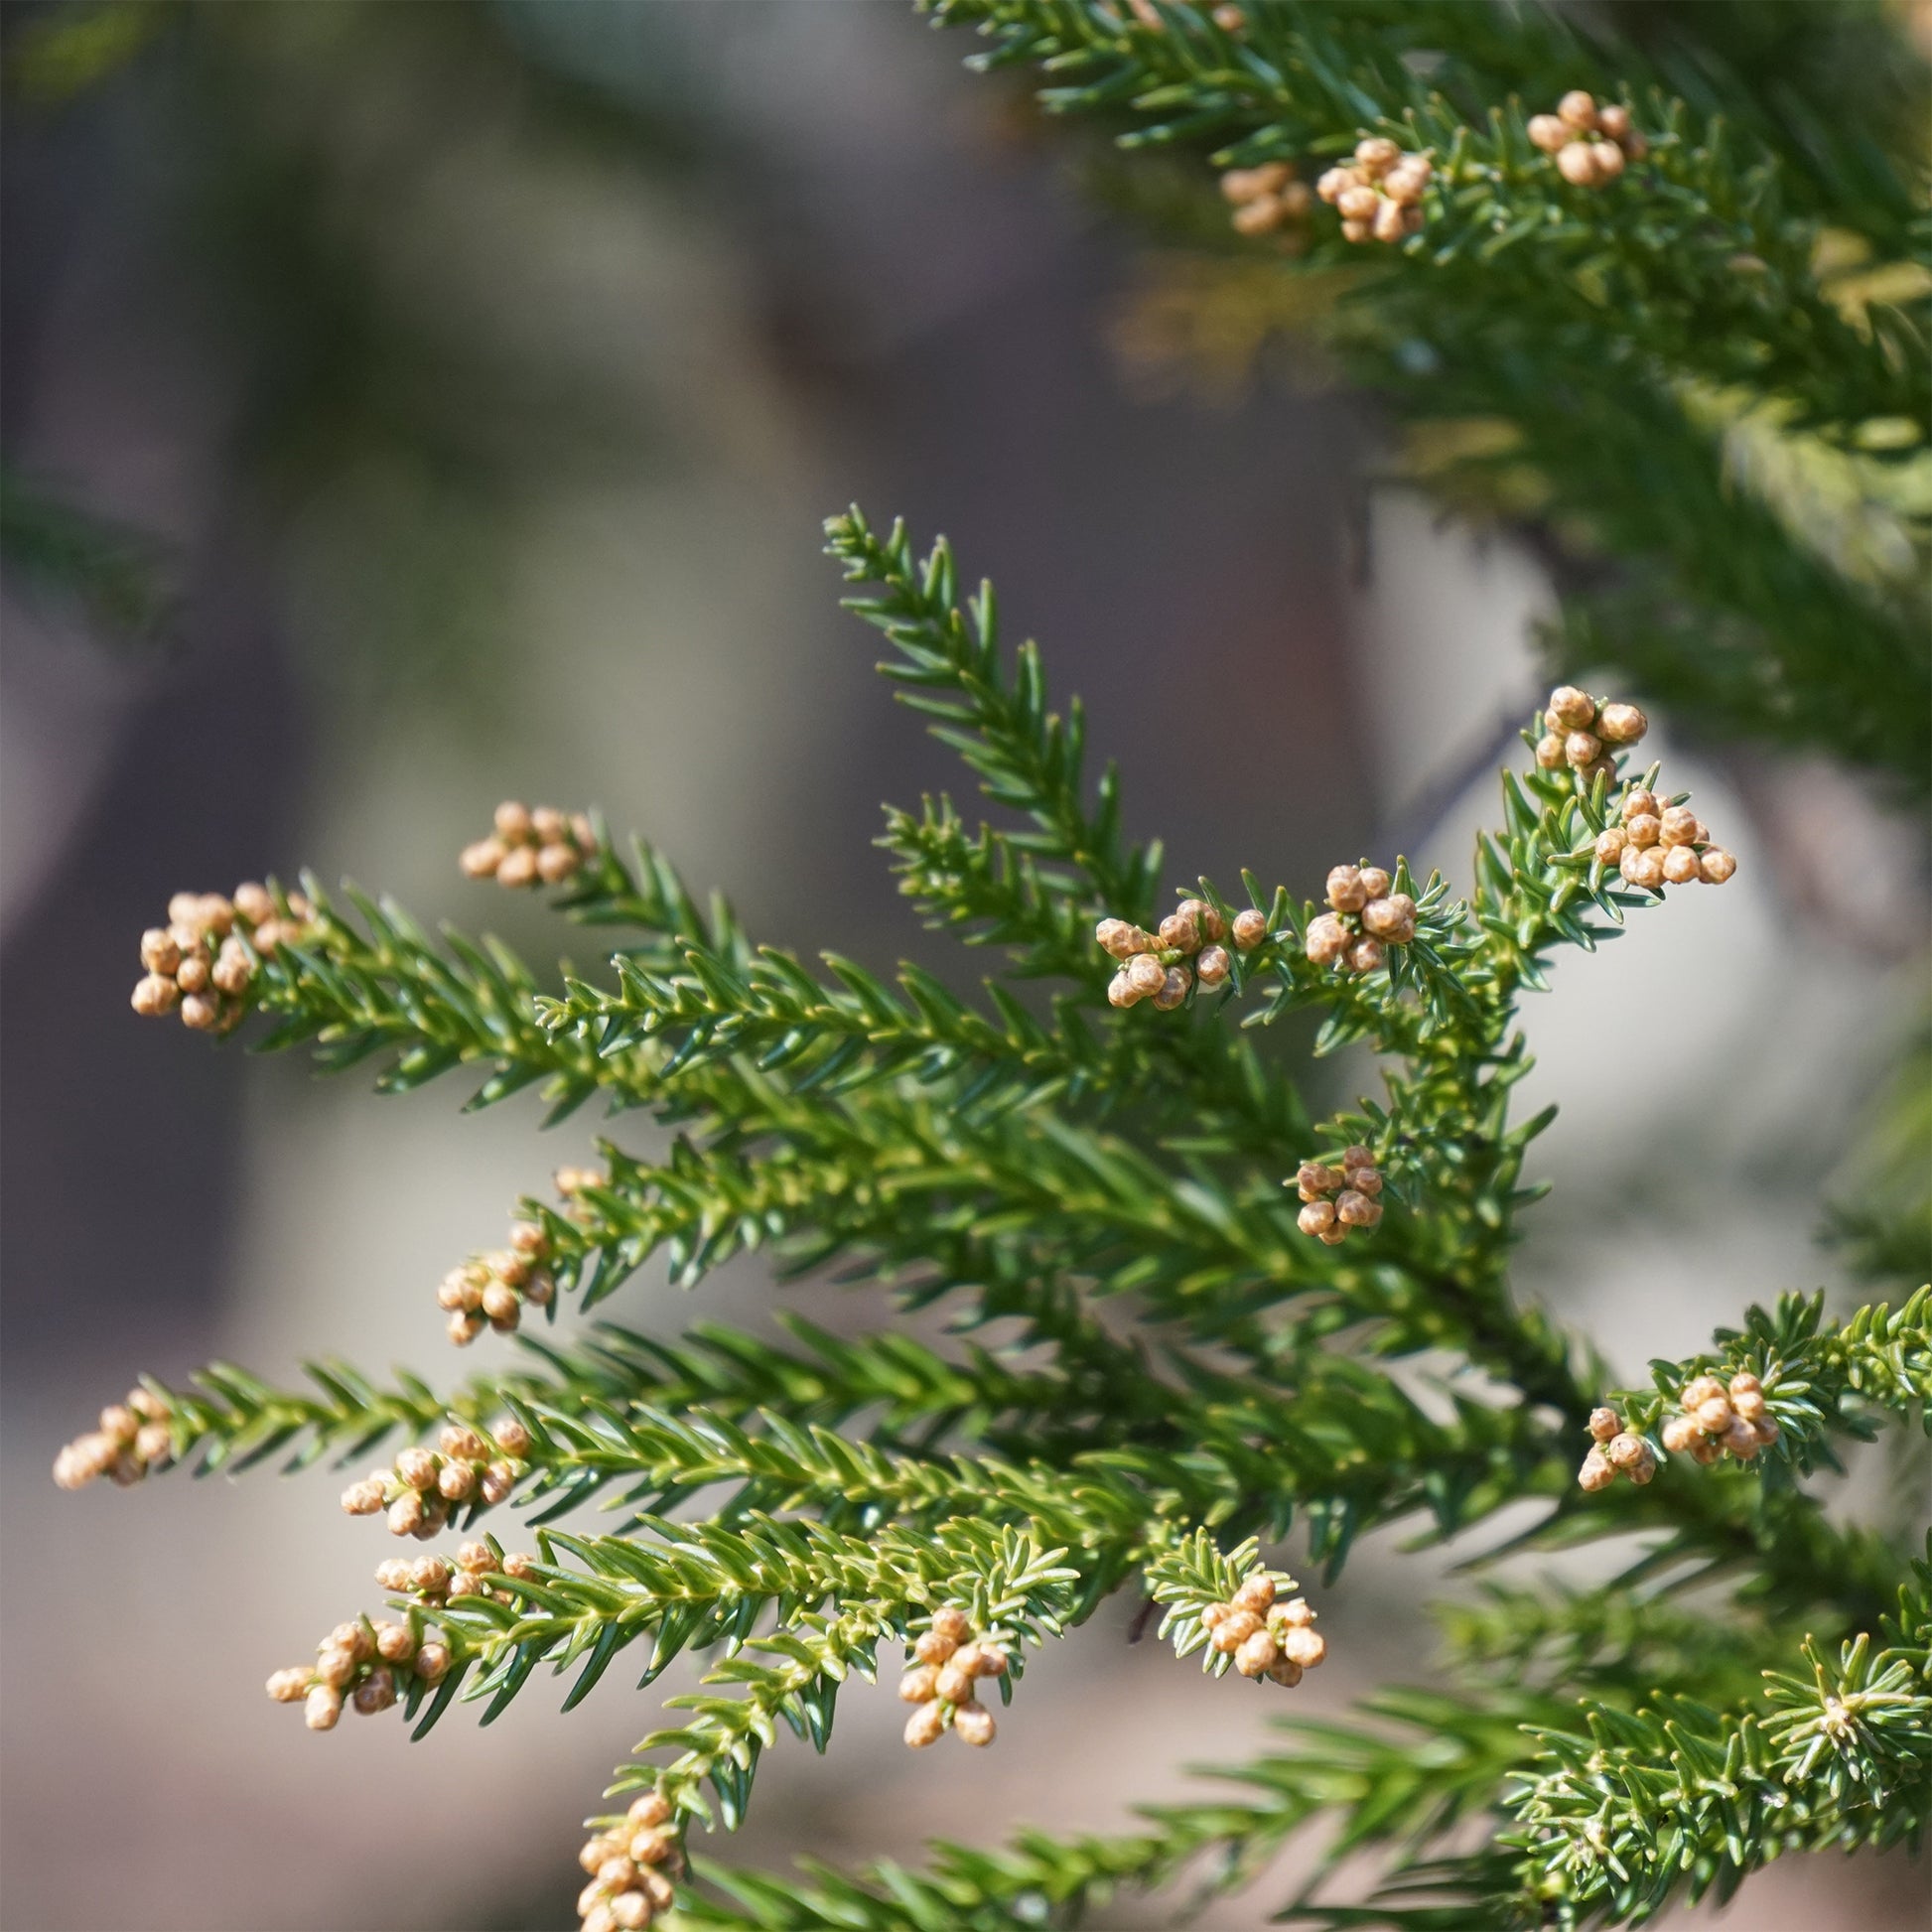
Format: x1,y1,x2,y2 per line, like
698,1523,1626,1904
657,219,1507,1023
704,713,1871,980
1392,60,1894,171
1,4,1924,1929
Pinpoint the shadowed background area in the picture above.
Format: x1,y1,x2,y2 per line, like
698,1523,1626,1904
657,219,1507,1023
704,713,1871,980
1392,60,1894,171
1,4,1923,1929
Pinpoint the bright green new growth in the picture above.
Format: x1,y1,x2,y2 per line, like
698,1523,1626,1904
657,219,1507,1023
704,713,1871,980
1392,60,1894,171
57,1,1932,1926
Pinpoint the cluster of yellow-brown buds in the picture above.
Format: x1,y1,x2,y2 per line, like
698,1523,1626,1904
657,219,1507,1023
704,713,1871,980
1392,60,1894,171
129,884,315,1033
1316,137,1432,245
1293,1144,1383,1244
461,801,597,890
1577,1406,1657,1490
1595,785,1736,893
1660,1372,1780,1466
438,1218,555,1345
374,1537,538,1607
1098,899,1267,1012
899,1606,1009,1749
1528,91,1646,188
341,1420,532,1535
1200,1571,1326,1686
1305,865,1415,975
266,1613,451,1732
52,1388,176,1490
577,1791,683,1932
1127,0,1247,33
1534,685,1647,788
1220,161,1314,239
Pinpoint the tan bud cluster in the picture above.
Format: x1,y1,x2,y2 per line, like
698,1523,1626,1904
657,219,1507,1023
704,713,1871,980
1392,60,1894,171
1532,685,1647,790
438,1218,555,1346
1526,92,1647,188
1304,863,1415,975
1315,137,1433,245
374,1536,539,1608
265,1612,450,1732
1099,898,1238,1014
461,802,597,892
342,1419,532,1534
553,1167,609,1229
1602,783,1736,895
1576,1405,1657,1490
130,885,316,1034
899,1605,1009,1750
1199,1570,1327,1686
1291,1144,1383,1245
1658,1371,1780,1467
576,1790,683,1931
52,1386,176,1491
1220,160,1314,242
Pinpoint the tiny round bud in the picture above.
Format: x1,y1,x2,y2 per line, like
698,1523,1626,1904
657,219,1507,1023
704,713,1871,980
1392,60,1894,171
313,1645,357,1690
493,800,533,841
1661,846,1700,886
1619,788,1658,823
1527,112,1568,154
266,1667,311,1703
1564,730,1602,768
1314,166,1356,205
1152,966,1191,1012
409,1555,454,1593
1626,847,1665,891
1593,827,1627,865
1305,914,1348,967
1095,917,1135,959
480,1460,516,1503
1557,142,1600,187
1587,1407,1622,1443
1298,1199,1337,1237
1628,1446,1657,1485
304,1685,344,1730
1316,1226,1347,1246
1728,1371,1762,1396
903,1701,948,1748
1296,1162,1340,1199
233,882,274,924
387,1491,426,1536
973,1644,1009,1676
481,1281,521,1324
953,1701,996,1746
1371,197,1408,244
1335,1189,1382,1228
1558,89,1597,129
1345,935,1386,975
180,993,221,1032
438,1460,478,1502
899,1665,938,1703
493,1418,532,1457
1696,1396,1733,1433
1361,893,1417,942
610,1894,650,1931
1325,866,1367,912
374,1621,416,1664
1211,1609,1260,1652
1345,1166,1381,1194
1340,217,1373,244
1267,1655,1305,1687
570,812,597,851
1278,1596,1315,1627
341,1479,386,1516
1699,848,1736,885
1281,1625,1326,1668
458,1540,499,1574
537,843,582,886
352,1667,397,1716
135,1422,174,1466
414,1641,452,1682
1126,953,1166,996
1336,185,1379,221
1232,907,1268,950
1231,1573,1276,1614
530,806,569,845
934,1663,975,1705
1691,1437,1724,1464
1596,103,1632,141
496,846,539,890
140,927,183,975
1595,702,1646,745
584,1905,617,1932
914,1627,958,1666
1380,161,1429,207
1354,136,1399,177
627,1791,674,1830
447,1310,485,1346
1752,1416,1780,1447
1660,1415,1702,1453
1199,1601,1228,1629
1590,140,1625,181
1681,1376,1725,1410
1604,1432,1646,1469
1578,1448,1613,1491
1545,686,1596,732
1722,1416,1761,1460
1195,945,1231,987
439,1424,488,1461
1658,805,1698,847
1234,1629,1280,1676
1535,733,1567,770
98,1404,139,1446
211,945,254,996
395,1447,439,1492
1107,971,1141,1010
1231,196,1288,236
460,838,506,880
